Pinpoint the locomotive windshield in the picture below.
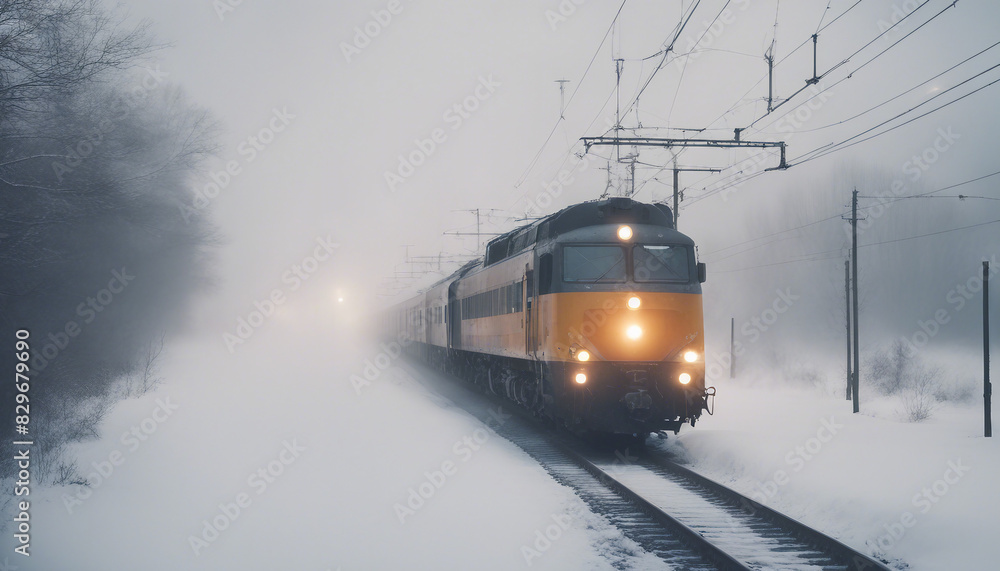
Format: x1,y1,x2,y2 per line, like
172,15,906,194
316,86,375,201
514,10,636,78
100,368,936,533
562,244,692,283
563,246,626,282
633,245,690,282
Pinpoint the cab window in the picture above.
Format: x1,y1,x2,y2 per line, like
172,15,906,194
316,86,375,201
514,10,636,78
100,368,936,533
563,246,626,282
633,245,690,282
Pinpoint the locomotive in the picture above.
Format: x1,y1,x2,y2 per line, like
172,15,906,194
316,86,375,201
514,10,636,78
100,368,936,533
382,197,712,440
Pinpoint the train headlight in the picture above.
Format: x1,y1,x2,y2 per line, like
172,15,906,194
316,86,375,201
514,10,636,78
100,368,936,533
576,350,591,362
575,373,587,384
617,225,633,241
679,373,692,385
683,351,698,363
627,296,641,310
626,325,643,340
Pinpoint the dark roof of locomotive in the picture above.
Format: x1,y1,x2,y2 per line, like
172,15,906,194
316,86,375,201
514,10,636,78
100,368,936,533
543,197,674,238
421,198,678,292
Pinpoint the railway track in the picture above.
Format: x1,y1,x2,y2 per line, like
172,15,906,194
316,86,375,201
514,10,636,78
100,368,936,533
401,360,893,570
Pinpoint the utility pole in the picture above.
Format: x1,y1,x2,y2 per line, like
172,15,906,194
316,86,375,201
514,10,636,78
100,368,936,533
555,79,569,119
614,58,623,163
448,209,497,252
673,160,679,227
766,49,775,112
730,317,736,379
985,260,992,437
846,259,852,401
671,164,721,229
851,189,860,413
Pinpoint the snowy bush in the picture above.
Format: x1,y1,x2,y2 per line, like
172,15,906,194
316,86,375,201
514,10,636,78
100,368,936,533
864,340,942,422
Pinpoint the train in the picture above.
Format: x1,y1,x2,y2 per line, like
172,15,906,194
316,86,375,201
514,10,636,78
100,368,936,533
381,197,713,441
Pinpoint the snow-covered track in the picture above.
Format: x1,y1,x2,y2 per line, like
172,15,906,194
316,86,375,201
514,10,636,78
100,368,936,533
520,426,891,570
402,359,891,570
637,452,893,571
484,417,723,569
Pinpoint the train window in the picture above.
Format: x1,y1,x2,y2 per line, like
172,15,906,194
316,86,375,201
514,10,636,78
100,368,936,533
563,246,626,282
633,245,691,282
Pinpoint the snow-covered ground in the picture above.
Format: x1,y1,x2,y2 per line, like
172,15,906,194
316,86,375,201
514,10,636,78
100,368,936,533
4,323,995,570
658,372,999,570
3,324,663,570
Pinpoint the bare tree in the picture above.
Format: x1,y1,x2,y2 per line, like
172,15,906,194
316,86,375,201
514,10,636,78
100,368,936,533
0,0,217,481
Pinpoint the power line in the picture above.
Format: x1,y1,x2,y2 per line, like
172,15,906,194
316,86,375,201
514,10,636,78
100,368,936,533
861,218,1000,248
667,1,730,123
746,0,941,129
686,56,999,205
684,0,961,200
702,0,866,131
620,1,702,127
745,0,961,138
513,0,629,189
715,217,1000,274
794,40,1000,134
705,170,1000,262
792,72,1000,166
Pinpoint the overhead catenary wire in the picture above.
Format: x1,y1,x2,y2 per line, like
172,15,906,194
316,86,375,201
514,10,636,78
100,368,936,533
667,1,731,123
795,40,1000,134
513,0,629,190
705,170,1000,263
745,0,939,129
701,0,866,131
738,0,962,142
685,54,997,207
715,217,1000,274
663,0,949,206
791,71,1000,166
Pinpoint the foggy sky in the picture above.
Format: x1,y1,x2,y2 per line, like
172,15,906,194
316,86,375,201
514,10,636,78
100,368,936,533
114,0,1000,373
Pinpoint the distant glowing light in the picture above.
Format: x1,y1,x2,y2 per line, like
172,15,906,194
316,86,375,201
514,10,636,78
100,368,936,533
627,296,641,310
679,373,692,385
617,225,633,240
576,350,591,362
626,325,643,340
684,351,698,363
338,297,344,303
575,373,587,384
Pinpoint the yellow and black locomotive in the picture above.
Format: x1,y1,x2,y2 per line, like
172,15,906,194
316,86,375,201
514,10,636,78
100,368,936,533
384,197,712,439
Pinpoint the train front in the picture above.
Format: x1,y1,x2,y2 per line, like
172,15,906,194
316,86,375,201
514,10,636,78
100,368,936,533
538,210,710,436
